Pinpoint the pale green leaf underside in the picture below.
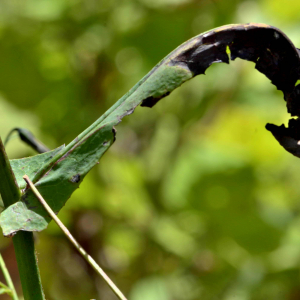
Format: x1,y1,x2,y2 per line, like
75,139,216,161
10,146,65,189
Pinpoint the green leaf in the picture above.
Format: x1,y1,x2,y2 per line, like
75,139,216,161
10,146,64,189
0,124,114,234
1,23,300,235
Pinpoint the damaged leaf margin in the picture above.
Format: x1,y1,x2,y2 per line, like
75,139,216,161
1,23,300,236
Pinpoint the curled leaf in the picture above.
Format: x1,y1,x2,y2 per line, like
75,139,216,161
1,23,300,235
4,128,50,154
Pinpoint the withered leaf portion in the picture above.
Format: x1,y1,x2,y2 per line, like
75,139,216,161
156,23,300,115
140,23,300,156
266,119,300,158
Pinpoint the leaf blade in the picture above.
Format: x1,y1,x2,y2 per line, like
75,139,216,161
0,124,115,235
2,23,300,235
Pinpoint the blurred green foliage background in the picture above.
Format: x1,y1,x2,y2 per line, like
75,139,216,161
1,0,300,299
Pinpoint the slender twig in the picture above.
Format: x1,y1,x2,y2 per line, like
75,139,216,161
0,253,19,300
0,137,45,300
23,175,128,300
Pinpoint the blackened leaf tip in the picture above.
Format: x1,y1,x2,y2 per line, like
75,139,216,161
266,119,300,158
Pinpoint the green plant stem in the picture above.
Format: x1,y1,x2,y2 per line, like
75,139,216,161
23,175,128,300
0,137,45,300
0,253,19,300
